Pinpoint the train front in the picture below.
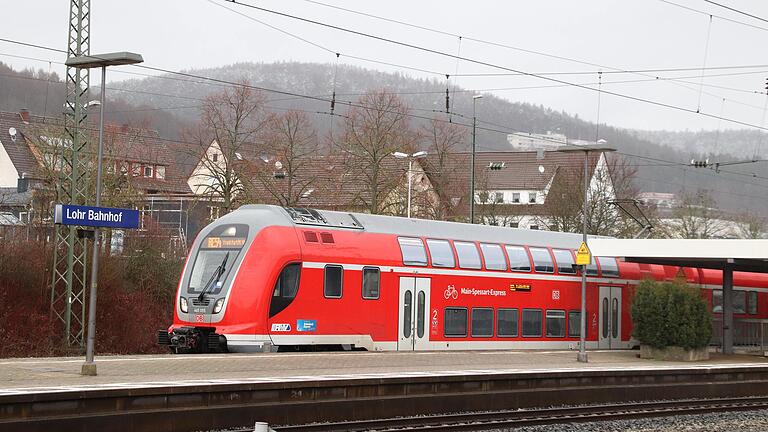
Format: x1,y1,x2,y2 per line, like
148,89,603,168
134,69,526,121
158,205,295,353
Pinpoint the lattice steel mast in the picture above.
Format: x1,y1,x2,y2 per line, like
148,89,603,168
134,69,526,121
50,0,91,348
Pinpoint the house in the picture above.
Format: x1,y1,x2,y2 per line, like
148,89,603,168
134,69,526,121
421,149,614,231
0,110,203,246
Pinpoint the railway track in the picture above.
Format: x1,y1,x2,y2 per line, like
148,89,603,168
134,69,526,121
270,396,768,431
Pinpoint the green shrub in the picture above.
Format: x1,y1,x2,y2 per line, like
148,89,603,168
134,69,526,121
631,279,711,350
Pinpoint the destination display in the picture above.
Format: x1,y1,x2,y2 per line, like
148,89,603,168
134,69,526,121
54,204,140,229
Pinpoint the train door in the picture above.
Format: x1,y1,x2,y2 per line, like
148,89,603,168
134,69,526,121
398,277,431,350
598,286,622,349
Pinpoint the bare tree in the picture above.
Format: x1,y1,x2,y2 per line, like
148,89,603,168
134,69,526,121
187,82,268,214
535,153,641,237
736,212,766,239
246,110,318,207
668,189,729,239
419,118,467,221
335,90,416,214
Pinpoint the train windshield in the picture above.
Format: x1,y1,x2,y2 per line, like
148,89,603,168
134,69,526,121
187,224,249,295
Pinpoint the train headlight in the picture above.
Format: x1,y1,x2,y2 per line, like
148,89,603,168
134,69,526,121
213,298,225,314
179,297,188,313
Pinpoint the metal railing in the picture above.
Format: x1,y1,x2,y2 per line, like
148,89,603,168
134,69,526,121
711,318,768,353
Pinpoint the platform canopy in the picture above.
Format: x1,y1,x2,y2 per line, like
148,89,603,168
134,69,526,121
589,239,768,273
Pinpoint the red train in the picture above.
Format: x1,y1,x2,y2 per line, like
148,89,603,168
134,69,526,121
159,205,768,353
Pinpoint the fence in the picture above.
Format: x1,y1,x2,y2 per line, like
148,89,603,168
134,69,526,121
711,317,768,353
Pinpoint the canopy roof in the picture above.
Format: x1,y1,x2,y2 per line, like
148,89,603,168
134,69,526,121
589,239,768,273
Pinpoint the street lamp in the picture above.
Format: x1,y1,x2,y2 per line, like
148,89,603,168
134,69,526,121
470,94,483,224
393,151,428,218
65,51,144,376
555,141,616,363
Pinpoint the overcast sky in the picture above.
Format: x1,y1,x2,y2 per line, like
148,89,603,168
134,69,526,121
3,0,768,132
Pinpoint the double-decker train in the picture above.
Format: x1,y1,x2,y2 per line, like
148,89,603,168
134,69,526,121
158,205,768,353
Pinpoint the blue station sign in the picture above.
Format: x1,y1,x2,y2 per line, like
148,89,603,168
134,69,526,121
54,204,140,229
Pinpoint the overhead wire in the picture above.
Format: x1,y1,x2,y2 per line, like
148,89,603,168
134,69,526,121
220,0,768,132
702,0,768,25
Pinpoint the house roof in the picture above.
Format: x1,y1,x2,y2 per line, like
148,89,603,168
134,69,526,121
0,112,44,179
423,150,600,191
0,110,193,195
0,187,33,207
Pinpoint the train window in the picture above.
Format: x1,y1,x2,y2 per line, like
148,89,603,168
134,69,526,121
269,263,301,318
480,243,507,270
444,308,468,337
713,290,748,314
568,310,582,337
398,237,428,266
454,241,482,270
505,246,531,272
497,309,519,337
522,309,542,337
552,249,576,275
417,291,426,338
748,291,758,315
362,267,380,300
585,258,598,276
546,310,566,337
324,265,343,298
597,257,620,277
734,291,746,314
471,308,494,337
529,248,554,273
426,239,455,268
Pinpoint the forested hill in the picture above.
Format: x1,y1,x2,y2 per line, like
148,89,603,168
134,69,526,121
2,60,767,214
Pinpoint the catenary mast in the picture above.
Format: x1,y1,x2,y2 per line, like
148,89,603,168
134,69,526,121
50,0,91,347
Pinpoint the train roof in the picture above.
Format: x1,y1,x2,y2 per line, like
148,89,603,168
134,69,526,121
234,205,597,250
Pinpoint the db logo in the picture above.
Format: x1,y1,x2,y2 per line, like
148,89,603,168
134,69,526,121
552,290,560,300
195,314,205,323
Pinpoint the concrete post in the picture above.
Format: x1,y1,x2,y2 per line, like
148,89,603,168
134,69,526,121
722,261,734,355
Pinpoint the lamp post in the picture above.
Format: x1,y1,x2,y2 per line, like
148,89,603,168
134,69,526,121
393,151,428,218
65,52,144,376
555,141,615,363
470,94,483,223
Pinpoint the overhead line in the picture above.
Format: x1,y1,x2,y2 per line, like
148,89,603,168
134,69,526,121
702,0,768,25
658,0,768,32
221,0,768,132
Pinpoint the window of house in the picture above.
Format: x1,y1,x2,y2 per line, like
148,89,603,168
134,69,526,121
471,308,494,337
212,153,219,162
529,225,539,230
143,165,153,178
528,192,537,203
512,192,520,203
529,247,554,273
546,310,566,337
324,265,343,298
454,241,482,269
505,245,531,272
494,192,504,203
118,161,129,175
208,206,220,221
426,239,455,268
398,237,428,266
131,164,141,177
596,257,620,277
552,249,576,274
522,308,542,337
510,222,519,228
497,309,519,337
362,267,380,299
156,165,166,179
444,308,468,337
568,310,582,337
480,243,507,270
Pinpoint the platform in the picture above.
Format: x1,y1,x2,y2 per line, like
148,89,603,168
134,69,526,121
2,349,767,396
